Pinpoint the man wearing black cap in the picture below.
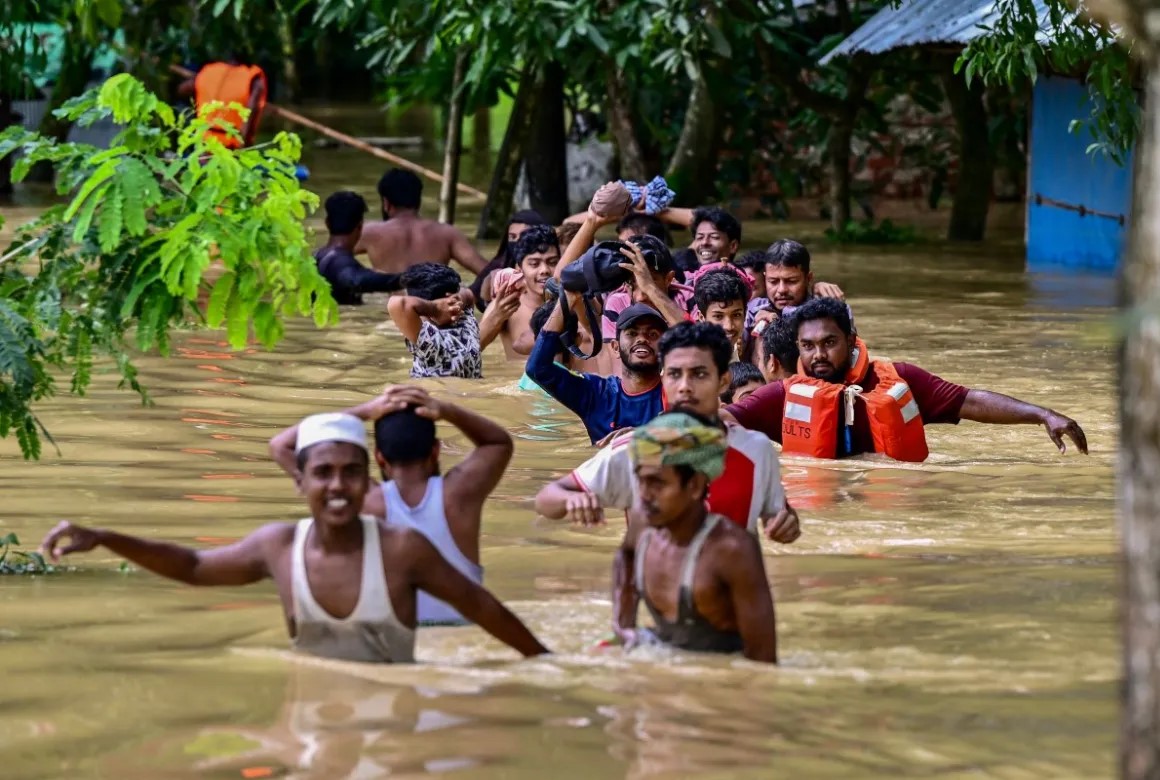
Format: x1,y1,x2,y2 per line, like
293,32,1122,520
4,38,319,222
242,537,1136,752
526,288,668,444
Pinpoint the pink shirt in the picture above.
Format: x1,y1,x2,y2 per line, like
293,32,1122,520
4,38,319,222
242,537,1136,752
601,282,695,340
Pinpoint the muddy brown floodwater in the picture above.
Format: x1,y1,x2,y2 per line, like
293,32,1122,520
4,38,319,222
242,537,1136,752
0,127,1117,778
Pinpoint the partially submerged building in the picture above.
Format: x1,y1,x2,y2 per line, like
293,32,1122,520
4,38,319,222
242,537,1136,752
823,0,1134,271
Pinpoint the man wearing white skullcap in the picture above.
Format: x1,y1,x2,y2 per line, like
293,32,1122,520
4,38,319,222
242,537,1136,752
39,411,548,664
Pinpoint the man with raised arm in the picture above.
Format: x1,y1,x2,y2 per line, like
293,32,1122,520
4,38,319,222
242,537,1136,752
269,386,512,627
43,409,547,662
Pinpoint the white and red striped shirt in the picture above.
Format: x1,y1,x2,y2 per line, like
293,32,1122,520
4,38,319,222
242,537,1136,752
572,424,787,533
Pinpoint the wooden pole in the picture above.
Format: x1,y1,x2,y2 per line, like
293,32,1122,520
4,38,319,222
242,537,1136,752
169,63,486,201
438,52,468,224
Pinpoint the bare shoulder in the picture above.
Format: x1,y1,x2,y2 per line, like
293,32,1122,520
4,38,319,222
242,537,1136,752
376,521,432,558
707,519,763,567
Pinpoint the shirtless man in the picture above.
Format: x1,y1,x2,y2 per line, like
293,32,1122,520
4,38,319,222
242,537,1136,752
479,224,560,360
42,412,547,663
615,412,779,662
356,168,487,276
270,386,509,626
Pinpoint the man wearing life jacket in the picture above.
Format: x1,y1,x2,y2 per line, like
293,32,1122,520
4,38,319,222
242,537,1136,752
179,56,268,149
725,297,1088,461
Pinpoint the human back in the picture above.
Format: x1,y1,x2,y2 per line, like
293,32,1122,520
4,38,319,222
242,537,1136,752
357,168,486,276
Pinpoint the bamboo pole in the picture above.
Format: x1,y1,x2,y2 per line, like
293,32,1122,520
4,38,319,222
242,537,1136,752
438,52,468,224
169,63,486,201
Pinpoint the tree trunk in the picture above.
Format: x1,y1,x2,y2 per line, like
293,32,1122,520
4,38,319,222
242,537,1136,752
472,105,490,159
825,62,870,233
1120,51,1160,780
524,61,569,224
606,66,647,182
477,66,541,239
941,59,992,241
438,52,468,225
665,63,722,205
275,0,301,102
28,27,94,183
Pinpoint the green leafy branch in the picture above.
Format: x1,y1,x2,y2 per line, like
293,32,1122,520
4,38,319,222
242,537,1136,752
0,532,55,575
956,0,1138,164
0,74,337,460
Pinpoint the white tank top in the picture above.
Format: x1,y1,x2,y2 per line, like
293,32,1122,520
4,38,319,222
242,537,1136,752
382,477,483,626
290,515,415,663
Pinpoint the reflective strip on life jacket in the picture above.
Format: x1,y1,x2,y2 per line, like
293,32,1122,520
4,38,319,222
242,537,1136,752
886,381,921,424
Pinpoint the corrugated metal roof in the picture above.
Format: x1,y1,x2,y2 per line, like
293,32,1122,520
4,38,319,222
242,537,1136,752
819,0,1049,64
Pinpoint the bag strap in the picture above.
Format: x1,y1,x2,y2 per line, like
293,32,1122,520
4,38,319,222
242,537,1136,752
558,293,604,360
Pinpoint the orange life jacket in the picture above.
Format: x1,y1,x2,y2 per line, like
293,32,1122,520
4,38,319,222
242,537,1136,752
781,338,929,462
194,63,268,149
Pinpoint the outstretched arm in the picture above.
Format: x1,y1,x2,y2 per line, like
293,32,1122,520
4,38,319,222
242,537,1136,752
406,533,548,657
654,207,694,228
40,521,282,586
554,214,611,279
959,389,1088,454
721,534,778,663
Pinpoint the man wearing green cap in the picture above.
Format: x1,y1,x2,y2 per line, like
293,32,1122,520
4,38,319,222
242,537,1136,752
620,411,778,662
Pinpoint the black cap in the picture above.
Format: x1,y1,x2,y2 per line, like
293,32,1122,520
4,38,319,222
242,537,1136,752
614,303,668,333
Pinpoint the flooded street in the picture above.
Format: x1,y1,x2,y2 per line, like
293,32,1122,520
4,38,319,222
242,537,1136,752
0,132,1117,778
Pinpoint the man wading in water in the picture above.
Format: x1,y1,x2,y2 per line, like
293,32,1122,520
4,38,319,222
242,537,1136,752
41,411,548,663
270,386,507,626
615,412,779,662
356,168,488,277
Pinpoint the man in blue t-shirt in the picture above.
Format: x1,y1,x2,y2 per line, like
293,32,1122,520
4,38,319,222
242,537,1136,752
526,295,667,444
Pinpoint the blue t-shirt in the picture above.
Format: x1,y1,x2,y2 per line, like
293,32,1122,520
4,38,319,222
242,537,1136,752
525,330,664,444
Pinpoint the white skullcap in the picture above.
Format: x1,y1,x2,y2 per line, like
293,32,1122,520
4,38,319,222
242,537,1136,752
296,413,368,454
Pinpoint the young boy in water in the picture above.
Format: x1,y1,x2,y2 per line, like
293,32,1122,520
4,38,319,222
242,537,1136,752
41,410,547,663
388,263,482,379
692,270,750,361
614,412,778,662
479,225,561,360
269,385,511,627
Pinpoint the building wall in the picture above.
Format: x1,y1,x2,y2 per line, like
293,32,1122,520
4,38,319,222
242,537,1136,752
1026,75,1134,271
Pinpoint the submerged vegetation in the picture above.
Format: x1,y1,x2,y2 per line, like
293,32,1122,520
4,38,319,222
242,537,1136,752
0,532,55,574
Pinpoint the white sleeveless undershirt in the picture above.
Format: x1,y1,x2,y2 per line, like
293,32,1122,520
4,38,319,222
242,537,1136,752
290,515,415,663
382,477,483,626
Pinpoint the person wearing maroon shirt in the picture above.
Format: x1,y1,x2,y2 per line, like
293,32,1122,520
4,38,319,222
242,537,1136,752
724,297,1088,459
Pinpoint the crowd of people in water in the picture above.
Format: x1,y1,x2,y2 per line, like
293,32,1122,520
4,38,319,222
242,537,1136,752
40,166,1091,667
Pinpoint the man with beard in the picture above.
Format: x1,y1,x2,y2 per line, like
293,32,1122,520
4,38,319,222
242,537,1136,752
534,321,799,539
42,411,548,663
479,225,561,360
614,412,779,661
356,169,488,276
526,299,668,445
726,297,1089,461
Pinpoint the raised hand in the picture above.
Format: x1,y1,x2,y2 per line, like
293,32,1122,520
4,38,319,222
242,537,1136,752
431,294,465,327
380,385,445,421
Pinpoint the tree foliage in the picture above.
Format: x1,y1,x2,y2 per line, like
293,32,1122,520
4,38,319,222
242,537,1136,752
957,0,1138,163
0,74,334,459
